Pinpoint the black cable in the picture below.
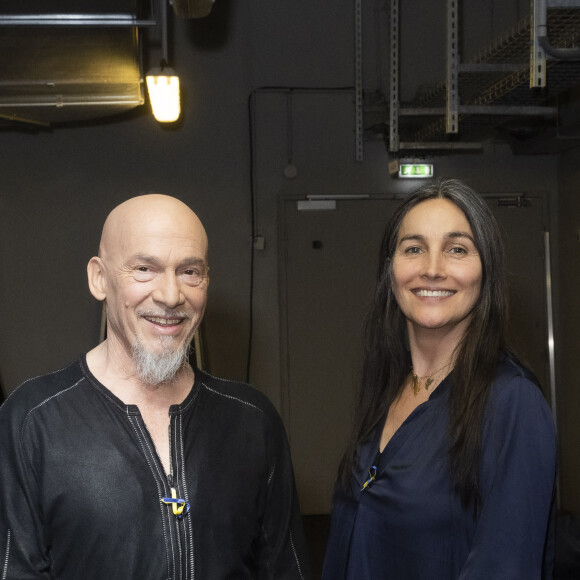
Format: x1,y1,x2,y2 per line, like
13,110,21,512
244,86,356,384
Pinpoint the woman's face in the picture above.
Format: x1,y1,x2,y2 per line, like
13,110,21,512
391,198,482,337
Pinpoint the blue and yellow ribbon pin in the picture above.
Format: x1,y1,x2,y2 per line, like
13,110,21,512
161,487,190,519
361,465,377,491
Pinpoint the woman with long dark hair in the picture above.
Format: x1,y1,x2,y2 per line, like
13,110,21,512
322,178,556,579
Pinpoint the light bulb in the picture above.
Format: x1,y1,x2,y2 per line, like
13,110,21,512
146,69,180,123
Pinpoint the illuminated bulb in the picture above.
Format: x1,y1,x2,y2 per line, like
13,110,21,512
146,68,180,123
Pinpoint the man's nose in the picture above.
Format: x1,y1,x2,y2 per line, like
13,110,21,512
152,272,185,308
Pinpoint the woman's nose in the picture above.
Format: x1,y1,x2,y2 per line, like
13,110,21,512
421,251,446,279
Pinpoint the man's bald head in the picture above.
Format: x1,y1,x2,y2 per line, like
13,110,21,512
98,194,208,263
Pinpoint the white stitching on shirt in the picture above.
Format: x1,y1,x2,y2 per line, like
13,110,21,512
176,385,200,413
173,415,182,580
175,413,195,579
197,370,248,386
134,416,166,483
2,530,10,580
267,465,276,486
3,365,69,403
171,415,183,580
21,379,84,437
200,383,262,412
79,359,131,411
127,414,173,579
290,529,304,580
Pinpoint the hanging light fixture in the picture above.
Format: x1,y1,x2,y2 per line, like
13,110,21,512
146,0,180,122
146,69,180,122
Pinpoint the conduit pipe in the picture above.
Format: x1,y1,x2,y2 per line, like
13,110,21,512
536,0,580,60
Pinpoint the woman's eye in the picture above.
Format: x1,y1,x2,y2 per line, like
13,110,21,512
404,246,421,254
449,247,466,254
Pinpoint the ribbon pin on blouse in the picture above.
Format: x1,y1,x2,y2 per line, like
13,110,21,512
361,465,377,491
161,487,191,519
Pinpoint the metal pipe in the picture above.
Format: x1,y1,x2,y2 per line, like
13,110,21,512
398,141,483,150
544,231,559,432
0,14,156,27
539,36,580,60
161,0,169,66
537,0,580,60
544,230,560,508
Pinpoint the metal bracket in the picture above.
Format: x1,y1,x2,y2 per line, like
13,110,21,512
354,0,364,161
389,0,400,152
531,0,547,87
446,0,459,133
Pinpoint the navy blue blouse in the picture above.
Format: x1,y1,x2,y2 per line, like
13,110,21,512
322,355,557,580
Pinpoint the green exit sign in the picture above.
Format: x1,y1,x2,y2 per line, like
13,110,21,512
399,164,433,178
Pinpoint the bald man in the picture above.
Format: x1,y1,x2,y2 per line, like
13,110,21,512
0,195,310,579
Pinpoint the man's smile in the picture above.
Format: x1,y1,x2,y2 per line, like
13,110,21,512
144,316,185,326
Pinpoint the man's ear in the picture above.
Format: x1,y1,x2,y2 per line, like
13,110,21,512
87,257,107,301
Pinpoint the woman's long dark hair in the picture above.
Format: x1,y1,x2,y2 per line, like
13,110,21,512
338,178,510,512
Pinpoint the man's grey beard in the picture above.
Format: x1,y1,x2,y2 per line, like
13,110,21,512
131,335,191,385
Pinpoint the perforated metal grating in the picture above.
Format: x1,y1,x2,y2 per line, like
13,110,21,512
398,9,580,145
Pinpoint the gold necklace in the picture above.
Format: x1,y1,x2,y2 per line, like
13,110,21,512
411,362,453,396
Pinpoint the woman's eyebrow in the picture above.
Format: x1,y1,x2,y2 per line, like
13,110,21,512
398,234,425,245
446,231,476,243
397,231,476,247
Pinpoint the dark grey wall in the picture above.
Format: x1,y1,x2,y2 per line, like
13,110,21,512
0,0,577,511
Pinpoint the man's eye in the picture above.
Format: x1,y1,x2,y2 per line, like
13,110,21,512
134,266,154,281
182,268,207,287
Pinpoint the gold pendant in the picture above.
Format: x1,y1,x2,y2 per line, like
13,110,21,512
412,374,421,396
425,377,434,390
